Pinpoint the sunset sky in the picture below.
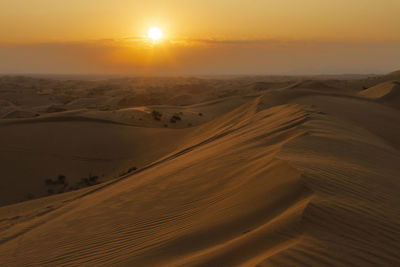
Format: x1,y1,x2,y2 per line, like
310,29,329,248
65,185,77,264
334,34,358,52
1,0,400,75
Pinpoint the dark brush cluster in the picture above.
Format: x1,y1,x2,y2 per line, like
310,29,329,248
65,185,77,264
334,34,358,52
44,174,100,195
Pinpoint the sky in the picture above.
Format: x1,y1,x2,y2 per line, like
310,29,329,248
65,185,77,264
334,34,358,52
1,0,400,75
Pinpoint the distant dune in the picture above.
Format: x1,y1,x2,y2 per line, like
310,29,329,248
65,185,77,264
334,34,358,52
359,81,400,108
0,72,399,266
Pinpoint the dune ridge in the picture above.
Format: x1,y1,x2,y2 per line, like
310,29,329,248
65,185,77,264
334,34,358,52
0,87,399,266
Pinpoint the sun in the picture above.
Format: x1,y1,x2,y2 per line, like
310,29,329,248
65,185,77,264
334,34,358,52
148,27,163,41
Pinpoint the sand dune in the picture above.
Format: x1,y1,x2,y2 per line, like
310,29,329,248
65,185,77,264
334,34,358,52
359,81,400,108
0,73,399,266
360,81,398,99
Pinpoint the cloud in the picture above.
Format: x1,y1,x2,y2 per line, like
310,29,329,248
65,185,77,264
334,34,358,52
1,38,399,75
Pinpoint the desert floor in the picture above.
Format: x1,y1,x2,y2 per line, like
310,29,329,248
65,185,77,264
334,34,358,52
0,72,399,266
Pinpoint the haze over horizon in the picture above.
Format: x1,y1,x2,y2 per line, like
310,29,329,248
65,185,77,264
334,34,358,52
1,0,400,75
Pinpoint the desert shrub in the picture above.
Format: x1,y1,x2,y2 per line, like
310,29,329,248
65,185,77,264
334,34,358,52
89,176,99,183
198,112,203,116
170,114,182,123
151,110,163,121
80,174,100,187
58,175,66,184
187,123,192,127
120,167,138,176
45,172,104,194
164,124,168,128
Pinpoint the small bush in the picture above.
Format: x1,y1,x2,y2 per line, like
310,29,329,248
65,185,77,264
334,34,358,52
80,175,100,186
58,175,66,184
170,114,182,123
120,167,138,176
89,176,99,183
198,112,203,116
44,172,104,194
151,110,163,121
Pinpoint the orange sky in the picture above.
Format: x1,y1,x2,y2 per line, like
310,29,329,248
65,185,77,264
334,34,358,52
1,0,400,74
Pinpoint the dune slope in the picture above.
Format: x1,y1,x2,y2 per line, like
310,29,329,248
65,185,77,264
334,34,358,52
359,81,400,108
0,94,251,206
0,92,399,266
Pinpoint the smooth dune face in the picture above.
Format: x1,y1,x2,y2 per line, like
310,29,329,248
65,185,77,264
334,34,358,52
0,73,399,266
359,81,400,109
359,81,398,99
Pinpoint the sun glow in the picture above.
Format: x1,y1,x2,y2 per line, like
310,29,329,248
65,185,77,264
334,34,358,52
148,27,163,41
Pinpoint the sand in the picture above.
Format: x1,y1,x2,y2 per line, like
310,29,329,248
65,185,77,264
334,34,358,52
359,81,400,108
0,73,399,266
